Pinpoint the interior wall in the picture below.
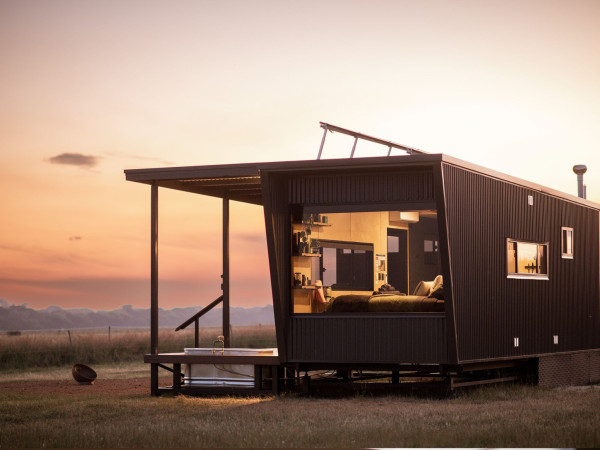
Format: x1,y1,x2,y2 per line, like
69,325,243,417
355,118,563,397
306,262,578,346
408,217,442,293
293,211,410,297
319,211,389,295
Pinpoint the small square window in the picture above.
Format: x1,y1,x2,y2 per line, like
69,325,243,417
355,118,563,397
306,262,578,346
506,238,549,279
561,227,573,259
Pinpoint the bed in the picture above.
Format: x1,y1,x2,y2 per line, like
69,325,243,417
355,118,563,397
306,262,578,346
323,276,444,313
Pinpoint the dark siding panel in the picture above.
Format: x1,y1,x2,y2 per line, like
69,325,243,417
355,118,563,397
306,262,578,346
289,316,446,364
443,163,600,362
261,173,291,361
289,170,434,205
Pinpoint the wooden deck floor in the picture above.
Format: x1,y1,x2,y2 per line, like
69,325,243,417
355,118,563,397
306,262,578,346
144,353,280,365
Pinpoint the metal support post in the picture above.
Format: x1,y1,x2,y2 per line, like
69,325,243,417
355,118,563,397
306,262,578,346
150,184,158,355
350,137,358,158
222,197,230,347
316,124,328,160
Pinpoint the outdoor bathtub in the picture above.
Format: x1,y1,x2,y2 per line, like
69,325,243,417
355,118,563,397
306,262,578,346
183,348,278,387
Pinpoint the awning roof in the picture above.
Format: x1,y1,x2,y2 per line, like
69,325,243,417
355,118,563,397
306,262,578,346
124,155,443,205
124,154,600,209
125,162,263,204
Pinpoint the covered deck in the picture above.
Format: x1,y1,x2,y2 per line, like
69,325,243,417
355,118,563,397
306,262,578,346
125,161,275,395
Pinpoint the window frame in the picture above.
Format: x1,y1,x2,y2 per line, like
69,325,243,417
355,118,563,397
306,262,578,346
506,238,549,280
561,227,574,259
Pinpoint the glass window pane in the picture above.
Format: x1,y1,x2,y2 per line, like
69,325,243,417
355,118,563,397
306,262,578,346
388,236,399,253
517,242,538,274
562,228,573,257
424,240,434,252
538,244,548,274
507,241,517,273
322,247,337,286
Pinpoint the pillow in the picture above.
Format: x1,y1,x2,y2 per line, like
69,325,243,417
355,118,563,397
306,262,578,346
429,283,444,300
431,275,443,290
413,280,433,296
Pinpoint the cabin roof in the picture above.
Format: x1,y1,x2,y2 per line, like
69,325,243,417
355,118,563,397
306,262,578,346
124,153,599,209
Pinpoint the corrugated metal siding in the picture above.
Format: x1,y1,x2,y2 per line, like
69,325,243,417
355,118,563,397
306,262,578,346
443,163,600,362
289,315,446,364
261,173,291,361
289,170,434,204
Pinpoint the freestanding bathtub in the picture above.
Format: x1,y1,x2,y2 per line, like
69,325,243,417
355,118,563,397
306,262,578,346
183,348,278,387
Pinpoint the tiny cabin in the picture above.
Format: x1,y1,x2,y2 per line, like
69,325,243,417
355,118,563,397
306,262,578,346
125,129,600,395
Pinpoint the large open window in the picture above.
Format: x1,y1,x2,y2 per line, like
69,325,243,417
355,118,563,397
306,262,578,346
291,208,442,314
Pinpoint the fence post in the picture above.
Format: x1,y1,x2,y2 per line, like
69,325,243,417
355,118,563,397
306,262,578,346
67,330,74,359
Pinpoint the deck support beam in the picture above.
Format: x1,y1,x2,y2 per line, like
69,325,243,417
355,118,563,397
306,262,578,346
222,197,230,347
150,363,159,396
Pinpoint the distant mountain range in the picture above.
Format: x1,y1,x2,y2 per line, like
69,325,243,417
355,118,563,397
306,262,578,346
0,298,274,331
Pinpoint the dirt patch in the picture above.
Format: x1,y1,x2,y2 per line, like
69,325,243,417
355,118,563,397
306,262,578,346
0,377,171,396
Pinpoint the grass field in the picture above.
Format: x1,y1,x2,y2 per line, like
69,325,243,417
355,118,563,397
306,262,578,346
0,325,277,370
2,327,600,448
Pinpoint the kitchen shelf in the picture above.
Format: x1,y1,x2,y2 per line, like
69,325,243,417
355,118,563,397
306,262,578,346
293,222,332,227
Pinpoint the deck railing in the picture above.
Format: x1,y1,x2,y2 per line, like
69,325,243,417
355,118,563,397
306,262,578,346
175,295,224,347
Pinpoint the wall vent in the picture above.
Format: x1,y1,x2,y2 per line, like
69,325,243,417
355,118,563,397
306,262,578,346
553,335,559,345
513,337,519,347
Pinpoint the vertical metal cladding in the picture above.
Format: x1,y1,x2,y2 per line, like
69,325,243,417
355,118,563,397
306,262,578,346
443,163,600,362
289,315,446,364
289,170,434,204
260,172,291,361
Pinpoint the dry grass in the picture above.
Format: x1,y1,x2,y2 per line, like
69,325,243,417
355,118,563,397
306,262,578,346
1,382,599,448
0,361,148,383
2,327,599,447
0,325,276,370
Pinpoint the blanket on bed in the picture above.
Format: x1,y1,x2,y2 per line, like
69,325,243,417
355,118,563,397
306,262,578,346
325,294,444,313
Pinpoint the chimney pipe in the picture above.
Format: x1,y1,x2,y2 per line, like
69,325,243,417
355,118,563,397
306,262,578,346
573,165,587,199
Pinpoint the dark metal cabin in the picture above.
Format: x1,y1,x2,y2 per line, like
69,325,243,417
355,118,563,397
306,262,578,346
126,152,600,394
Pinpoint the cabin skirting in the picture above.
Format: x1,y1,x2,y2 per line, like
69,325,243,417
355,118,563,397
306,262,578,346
538,350,600,387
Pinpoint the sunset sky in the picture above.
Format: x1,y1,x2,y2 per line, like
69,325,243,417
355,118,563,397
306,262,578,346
1,0,599,311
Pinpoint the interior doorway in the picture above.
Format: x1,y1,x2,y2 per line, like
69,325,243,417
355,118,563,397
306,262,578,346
387,228,408,294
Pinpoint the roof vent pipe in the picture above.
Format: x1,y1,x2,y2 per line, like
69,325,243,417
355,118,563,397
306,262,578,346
573,165,587,199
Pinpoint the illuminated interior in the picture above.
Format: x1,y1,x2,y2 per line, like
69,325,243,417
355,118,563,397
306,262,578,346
291,209,443,314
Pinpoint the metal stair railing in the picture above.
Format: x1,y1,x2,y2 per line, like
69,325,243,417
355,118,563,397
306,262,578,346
175,295,224,347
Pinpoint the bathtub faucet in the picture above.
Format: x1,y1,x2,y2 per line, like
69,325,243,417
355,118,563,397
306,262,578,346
212,335,225,355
